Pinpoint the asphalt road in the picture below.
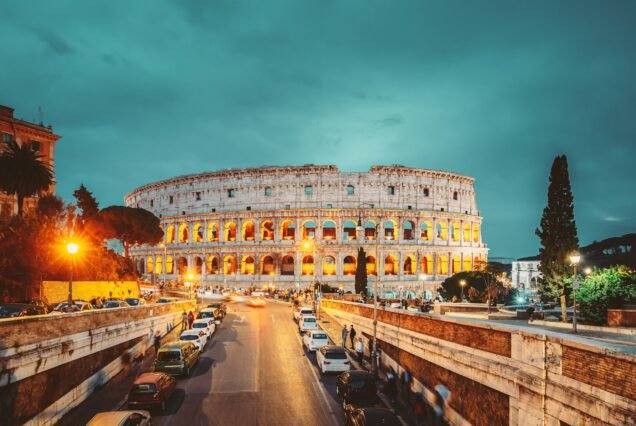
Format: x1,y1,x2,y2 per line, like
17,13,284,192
147,301,342,426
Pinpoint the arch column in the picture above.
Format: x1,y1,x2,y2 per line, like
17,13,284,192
218,219,225,243
460,220,464,244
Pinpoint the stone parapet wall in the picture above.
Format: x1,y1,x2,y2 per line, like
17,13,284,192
607,308,636,327
42,280,140,304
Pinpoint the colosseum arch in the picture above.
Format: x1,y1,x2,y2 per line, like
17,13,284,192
421,255,433,274
463,255,472,272
302,255,315,275
207,256,219,274
155,257,163,274
166,256,174,274
473,225,480,242
403,220,415,240
302,220,316,239
137,259,145,275
176,256,188,275
451,222,461,242
281,255,295,275
403,255,415,275
322,255,336,275
261,221,274,240
364,220,377,240
225,222,237,241
178,224,189,243
242,221,255,241
384,255,398,275
241,256,255,275
421,221,432,241
437,222,448,241
194,256,203,274
322,220,336,240
452,255,461,274
366,255,376,275
343,220,357,241
463,223,471,242
207,223,219,241
261,255,275,274
343,255,357,275
166,225,176,243
281,220,295,240
224,255,236,274
384,220,398,240
474,256,481,271
193,224,204,242
438,255,449,274
146,257,154,274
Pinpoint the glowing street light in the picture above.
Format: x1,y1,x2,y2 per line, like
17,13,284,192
584,267,592,275
569,253,581,333
459,279,466,302
66,242,79,306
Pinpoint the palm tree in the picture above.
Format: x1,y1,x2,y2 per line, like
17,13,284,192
0,140,53,217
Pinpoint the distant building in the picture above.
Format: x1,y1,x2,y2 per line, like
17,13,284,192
511,260,541,297
0,104,61,217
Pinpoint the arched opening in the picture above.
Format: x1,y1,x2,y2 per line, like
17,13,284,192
438,255,449,275
224,256,236,275
178,224,189,243
452,255,461,274
366,256,377,275
177,257,188,275
302,220,316,239
302,255,314,275
225,222,236,241
343,255,357,275
463,223,471,242
155,257,163,274
281,220,295,240
166,257,174,274
207,256,219,274
474,256,481,271
403,220,415,240
137,259,145,275
241,256,255,275
281,255,294,275
207,223,219,241
473,225,480,243
421,221,432,241
146,257,154,274
384,255,398,275
193,224,204,242
384,220,397,240
322,255,336,275
451,222,461,242
437,222,447,241
403,255,415,275
530,277,539,290
322,220,336,240
194,256,203,274
166,225,175,243
261,221,274,240
463,256,472,272
364,220,377,240
261,255,275,275
343,220,357,240
242,221,255,241
421,256,432,274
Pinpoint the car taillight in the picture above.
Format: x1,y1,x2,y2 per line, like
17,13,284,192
324,361,331,365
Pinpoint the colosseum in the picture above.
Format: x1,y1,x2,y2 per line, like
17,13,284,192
125,164,488,299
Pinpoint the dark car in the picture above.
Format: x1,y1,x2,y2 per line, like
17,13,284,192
206,302,227,319
128,372,176,412
0,303,47,318
344,406,401,426
337,371,379,409
16,299,50,314
154,342,200,377
125,297,147,307
103,300,131,309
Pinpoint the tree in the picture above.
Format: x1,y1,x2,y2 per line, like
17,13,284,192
73,184,100,219
0,140,53,217
100,206,163,257
484,263,509,313
577,266,636,325
37,194,65,219
355,247,368,294
72,184,106,244
535,155,579,322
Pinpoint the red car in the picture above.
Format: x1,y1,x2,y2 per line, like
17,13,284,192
127,372,176,411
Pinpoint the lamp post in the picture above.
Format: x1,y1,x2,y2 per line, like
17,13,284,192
159,242,167,286
357,205,380,375
187,273,194,300
302,238,319,318
569,253,581,333
66,242,79,306
459,279,466,302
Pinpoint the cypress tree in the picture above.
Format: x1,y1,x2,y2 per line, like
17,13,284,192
355,247,368,295
535,155,579,321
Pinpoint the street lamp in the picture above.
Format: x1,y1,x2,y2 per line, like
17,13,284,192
159,242,167,286
66,242,79,306
569,253,581,333
459,279,466,302
301,238,319,318
187,273,194,300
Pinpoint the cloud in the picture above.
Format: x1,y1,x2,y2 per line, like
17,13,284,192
603,216,622,222
27,27,74,56
375,115,403,127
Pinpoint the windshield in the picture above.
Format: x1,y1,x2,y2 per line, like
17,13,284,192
193,323,206,329
157,351,181,361
313,333,327,339
198,312,214,318
125,299,140,305
303,318,316,323
131,383,156,394
180,335,198,341
0,305,22,316
325,351,347,360
301,310,313,314
104,302,120,308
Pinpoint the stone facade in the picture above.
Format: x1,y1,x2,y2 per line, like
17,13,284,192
125,165,488,294
511,260,541,297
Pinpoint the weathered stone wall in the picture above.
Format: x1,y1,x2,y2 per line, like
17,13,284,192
607,308,636,327
42,280,140,304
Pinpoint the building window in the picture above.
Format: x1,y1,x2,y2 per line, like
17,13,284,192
195,192,201,201
150,199,154,207
423,188,429,197
228,189,235,198
387,186,395,195
346,185,354,195
30,140,41,152
326,204,333,209
2,133,13,144
304,185,313,195
264,187,272,196
453,191,458,200
169,195,174,204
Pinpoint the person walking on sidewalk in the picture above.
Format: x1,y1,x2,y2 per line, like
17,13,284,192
341,324,349,347
349,325,357,349
188,311,195,329
153,331,161,354
181,311,188,330
354,337,364,364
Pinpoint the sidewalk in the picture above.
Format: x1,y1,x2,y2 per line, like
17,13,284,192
317,311,417,426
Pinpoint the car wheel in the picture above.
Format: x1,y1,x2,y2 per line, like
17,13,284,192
160,399,166,412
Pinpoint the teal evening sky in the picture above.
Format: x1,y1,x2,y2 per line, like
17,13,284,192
1,1,634,258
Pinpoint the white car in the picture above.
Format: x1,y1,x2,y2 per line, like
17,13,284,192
179,329,207,351
50,301,94,314
302,330,330,351
316,345,351,374
192,318,216,338
87,410,151,425
298,315,319,333
294,307,315,322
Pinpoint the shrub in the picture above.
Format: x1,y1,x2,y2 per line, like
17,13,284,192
577,266,636,325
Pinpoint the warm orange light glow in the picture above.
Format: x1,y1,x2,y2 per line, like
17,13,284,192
188,273,194,280
67,242,79,255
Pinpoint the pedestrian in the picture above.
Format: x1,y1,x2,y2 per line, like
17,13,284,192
349,325,357,348
153,331,161,354
341,324,349,348
402,368,412,398
181,311,188,330
355,337,364,364
188,311,195,329
385,367,397,403
121,349,132,377
414,393,426,426
431,384,450,426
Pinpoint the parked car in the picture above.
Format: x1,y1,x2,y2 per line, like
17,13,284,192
206,302,227,318
192,318,216,338
87,410,152,426
344,406,401,426
125,297,147,307
337,371,379,409
127,372,176,412
51,301,94,313
294,307,315,322
154,342,200,377
197,307,221,323
302,330,330,352
15,299,50,314
179,329,207,351
0,303,47,318
103,300,131,309
299,315,319,333
156,297,179,304
317,345,350,374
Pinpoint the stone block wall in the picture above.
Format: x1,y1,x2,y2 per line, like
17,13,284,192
41,280,140,304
